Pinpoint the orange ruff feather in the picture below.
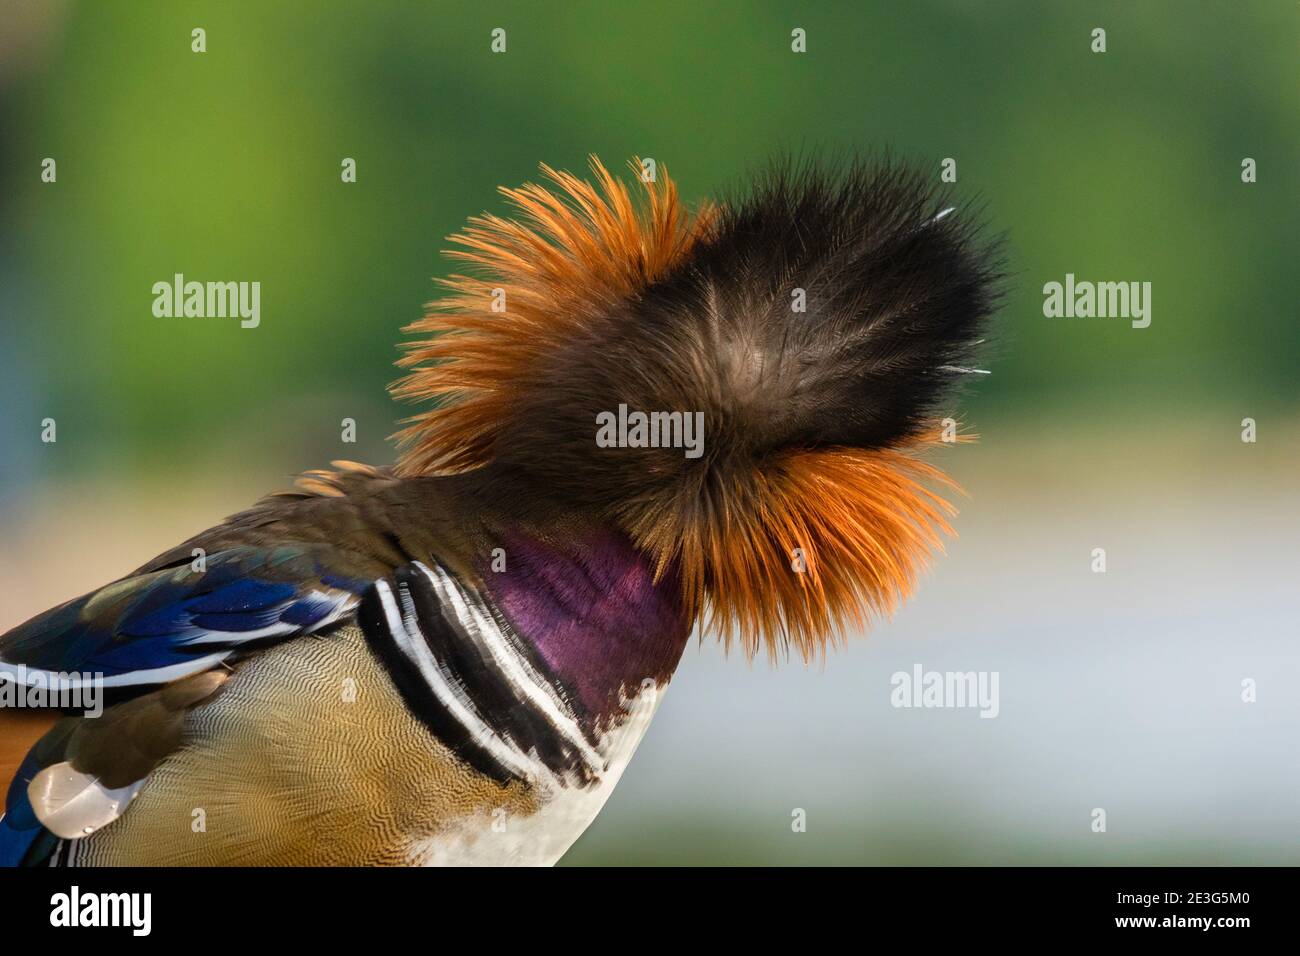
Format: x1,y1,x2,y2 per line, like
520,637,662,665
392,157,967,660
625,444,961,660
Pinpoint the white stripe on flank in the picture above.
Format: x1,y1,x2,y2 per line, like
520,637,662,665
413,562,603,772
179,622,300,644
0,653,229,690
181,590,358,644
372,579,535,781
411,677,668,866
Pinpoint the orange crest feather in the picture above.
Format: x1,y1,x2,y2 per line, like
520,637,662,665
392,157,717,474
392,158,968,660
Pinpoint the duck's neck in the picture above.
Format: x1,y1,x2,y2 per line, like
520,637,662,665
480,526,692,723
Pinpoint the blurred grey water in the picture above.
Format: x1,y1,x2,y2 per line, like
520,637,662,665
564,421,1300,864
1,419,1294,865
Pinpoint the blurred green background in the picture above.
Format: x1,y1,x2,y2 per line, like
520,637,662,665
1,1,1296,865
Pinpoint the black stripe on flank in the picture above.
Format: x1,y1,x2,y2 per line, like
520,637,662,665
357,581,518,785
397,564,597,785
480,598,597,745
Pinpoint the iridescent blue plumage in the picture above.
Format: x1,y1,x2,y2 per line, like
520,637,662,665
0,543,369,865
0,546,360,685
0,728,66,865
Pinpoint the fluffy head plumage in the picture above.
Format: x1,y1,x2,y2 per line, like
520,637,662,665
393,155,1002,659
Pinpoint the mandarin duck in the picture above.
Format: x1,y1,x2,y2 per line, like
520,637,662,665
0,156,1000,866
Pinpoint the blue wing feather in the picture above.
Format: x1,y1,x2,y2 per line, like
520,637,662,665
0,546,360,688
0,720,77,866
0,462,409,865
0,545,368,865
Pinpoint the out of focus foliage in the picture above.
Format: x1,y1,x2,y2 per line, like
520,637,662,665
1,0,1296,483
